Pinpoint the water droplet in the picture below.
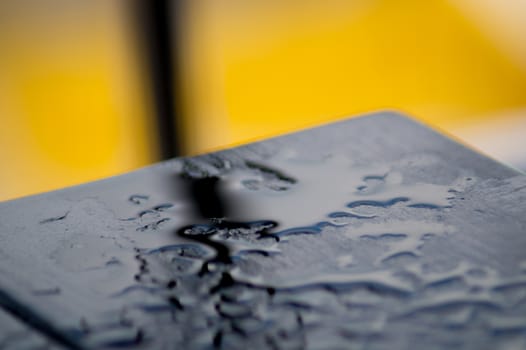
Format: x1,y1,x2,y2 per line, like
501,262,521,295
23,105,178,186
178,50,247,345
337,255,354,268
129,194,149,205
39,211,69,224
105,151,499,348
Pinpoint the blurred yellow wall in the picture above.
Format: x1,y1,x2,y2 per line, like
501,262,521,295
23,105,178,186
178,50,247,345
181,0,526,154
1,0,525,201
0,1,156,201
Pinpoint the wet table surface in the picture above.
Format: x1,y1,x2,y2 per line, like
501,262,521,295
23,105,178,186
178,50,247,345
1,112,526,349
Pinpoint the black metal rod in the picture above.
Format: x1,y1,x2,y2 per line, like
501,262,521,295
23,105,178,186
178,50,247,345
136,0,181,159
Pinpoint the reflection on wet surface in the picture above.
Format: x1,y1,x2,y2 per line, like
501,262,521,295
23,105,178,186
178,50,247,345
96,152,526,349
1,115,526,349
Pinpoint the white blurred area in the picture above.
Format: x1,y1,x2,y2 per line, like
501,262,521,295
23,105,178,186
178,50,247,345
451,0,526,73
454,110,526,172
450,0,526,171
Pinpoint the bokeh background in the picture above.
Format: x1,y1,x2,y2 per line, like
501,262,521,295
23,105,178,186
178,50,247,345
1,0,525,201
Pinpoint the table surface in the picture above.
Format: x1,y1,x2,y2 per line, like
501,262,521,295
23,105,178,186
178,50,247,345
1,112,525,349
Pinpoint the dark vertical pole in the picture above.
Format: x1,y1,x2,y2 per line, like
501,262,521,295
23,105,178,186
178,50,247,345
136,0,181,159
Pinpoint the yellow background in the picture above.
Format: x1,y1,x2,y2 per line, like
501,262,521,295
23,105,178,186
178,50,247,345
1,0,525,201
